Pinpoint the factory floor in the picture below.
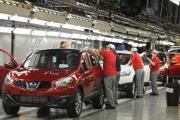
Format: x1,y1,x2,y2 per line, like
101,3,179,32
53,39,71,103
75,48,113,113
0,86,179,120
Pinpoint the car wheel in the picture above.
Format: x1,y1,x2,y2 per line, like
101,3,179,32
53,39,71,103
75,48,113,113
67,89,82,118
3,102,20,115
127,82,136,98
163,74,168,86
143,86,146,94
92,85,104,109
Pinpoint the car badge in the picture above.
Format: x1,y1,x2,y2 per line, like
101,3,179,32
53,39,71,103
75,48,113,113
29,82,37,88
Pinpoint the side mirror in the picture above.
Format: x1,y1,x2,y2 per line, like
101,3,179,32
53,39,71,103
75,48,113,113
4,62,13,69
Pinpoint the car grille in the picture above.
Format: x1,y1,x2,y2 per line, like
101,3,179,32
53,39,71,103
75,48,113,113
16,81,51,89
12,95,54,104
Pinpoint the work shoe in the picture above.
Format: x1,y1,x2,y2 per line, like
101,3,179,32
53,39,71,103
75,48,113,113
136,96,142,98
150,93,159,96
105,106,116,109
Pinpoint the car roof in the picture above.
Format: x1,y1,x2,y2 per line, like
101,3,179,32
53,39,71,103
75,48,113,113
168,48,180,52
37,48,80,52
115,50,131,54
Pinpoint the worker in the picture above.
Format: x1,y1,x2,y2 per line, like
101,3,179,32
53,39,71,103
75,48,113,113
98,45,121,105
127,48,144,98
172,50,180,62
91,44,117,109
60,41,67,48
146,50,160,95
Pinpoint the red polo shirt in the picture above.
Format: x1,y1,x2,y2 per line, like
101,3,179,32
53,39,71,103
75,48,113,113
150,56,160,73
99,50,117,76
131,53,143,70
174,53,180,62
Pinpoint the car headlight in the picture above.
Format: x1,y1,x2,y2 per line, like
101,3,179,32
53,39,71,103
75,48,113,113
55,77,73,87
121,70,131,77
160,66,166,71
4,74,14,85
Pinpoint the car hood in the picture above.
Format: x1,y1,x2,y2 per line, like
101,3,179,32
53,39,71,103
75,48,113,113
10,67,76,81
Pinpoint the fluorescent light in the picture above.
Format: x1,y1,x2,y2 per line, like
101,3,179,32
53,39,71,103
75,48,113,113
74,26,85,31
0,27,13,33
46,22,62,27
128,41,134,45
71,33,81,39
47,31,60,37
31,30,47,36
10,15,29,22
62,23,74,29
29,18,47,26
105,37,112,41
13,28,32,35
0,13,10,20
60,33,71,38
93,29,101,34
97,36,105,41
90,36,97,40
81,35,89,39
170,0,180,5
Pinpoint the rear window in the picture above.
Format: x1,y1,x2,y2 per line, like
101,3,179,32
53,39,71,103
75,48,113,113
117,53,131,65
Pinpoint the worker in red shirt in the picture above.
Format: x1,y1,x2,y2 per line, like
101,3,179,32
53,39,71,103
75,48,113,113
91,44,117,109
172,50,180,62
127,48,144,98
146,50,160,95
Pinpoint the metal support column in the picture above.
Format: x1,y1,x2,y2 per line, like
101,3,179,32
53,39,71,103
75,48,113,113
160,0,164,17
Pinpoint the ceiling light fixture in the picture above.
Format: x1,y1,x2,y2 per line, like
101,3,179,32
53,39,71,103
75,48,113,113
71,33,82,39
29,18,48,26
60,33,71,38
0,27,13,33
0,13,10,20
31,30,47,36
46,22,62,27
10,15,29,22
46,31,60,37
13,28,32,35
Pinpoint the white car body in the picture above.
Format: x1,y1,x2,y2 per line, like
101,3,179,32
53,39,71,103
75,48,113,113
100,50,150,87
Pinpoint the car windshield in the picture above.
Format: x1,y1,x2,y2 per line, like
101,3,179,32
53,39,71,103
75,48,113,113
23,49,80,69
117,53,131,65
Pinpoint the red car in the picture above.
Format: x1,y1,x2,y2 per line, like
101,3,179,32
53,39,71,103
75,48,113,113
167,52,180,83
144,53,169,85
1,48,104,118
145,52,180,84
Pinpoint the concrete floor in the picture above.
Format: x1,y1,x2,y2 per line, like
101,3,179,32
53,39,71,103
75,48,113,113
0,87,179,120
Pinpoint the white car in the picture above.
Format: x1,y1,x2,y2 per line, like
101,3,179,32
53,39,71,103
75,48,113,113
100,50,150,98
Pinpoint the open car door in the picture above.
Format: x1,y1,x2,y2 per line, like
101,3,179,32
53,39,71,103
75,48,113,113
0,48,18,91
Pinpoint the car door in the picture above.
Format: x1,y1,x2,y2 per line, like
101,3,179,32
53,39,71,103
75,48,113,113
169,56,180,78
81,52,94,96
0,49,18,91
141,55,150,83
87,52,102,92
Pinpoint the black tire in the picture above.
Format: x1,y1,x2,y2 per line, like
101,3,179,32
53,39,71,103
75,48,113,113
3,102,20,115
127,82,136,98
92,85,104,109
163,74,168,85
67,89,82,118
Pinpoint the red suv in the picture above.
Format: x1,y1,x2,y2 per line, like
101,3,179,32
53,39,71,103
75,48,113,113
167,52,180,83
1,49,104,118
145,53,169,85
